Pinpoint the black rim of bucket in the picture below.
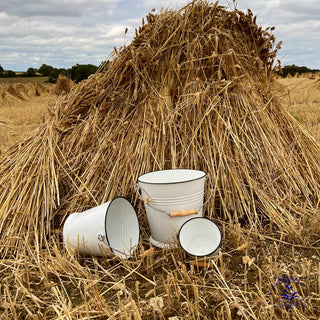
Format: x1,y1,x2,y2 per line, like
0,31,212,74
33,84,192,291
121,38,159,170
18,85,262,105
177,217,222,257
138,169,206,185
104,196,140,256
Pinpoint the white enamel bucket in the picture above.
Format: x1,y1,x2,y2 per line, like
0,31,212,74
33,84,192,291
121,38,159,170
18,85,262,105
136,169,212,248
178,217,221,257
63,197,140,259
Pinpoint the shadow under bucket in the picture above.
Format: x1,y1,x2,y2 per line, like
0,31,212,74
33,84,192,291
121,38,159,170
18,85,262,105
178,217,221,257
63,197,140,259
136,169,212,248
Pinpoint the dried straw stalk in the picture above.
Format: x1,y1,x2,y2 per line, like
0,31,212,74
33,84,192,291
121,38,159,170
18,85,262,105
2,0,318,247
0,1,320,318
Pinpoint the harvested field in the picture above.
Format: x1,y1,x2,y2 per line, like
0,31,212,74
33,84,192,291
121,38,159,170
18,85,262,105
0,82,49,104
277,78,320,141
0,76,49,84
0,82,52,151
0,1,320,319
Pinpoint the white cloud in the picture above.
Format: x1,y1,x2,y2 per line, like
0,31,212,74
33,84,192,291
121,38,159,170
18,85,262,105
0,0,121,17
0,14,125,69
0,0,319,71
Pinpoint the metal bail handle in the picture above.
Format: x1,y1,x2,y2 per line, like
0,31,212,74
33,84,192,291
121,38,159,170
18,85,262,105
168,173,213,217
135,183,152,203
135,173,213,218
97,233,130,256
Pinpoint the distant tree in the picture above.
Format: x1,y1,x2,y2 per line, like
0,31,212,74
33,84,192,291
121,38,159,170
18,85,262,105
69,64,98,83
0,65,3,76
4,70,16,77
48,68,67,83
26,67,36,77
38,64,54,76
279,65,320,78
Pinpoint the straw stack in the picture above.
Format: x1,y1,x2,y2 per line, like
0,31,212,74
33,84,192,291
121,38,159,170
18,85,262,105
0,83,48,104
52,75,74,96
1,0,320,258
1,2,320,319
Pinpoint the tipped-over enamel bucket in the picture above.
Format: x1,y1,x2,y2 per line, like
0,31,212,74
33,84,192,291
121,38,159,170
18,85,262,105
178,217,221,257
63,197,140,259
136,169,211,248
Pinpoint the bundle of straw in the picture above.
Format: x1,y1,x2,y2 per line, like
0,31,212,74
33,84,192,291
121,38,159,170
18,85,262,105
1,0,320,255
53,75,74,96
1,1,320,319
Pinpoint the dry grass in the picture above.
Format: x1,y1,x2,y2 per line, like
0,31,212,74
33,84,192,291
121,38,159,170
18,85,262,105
52,75,75,96
0,1,320,319
0,82,52,152
277,78,320,141
0,76,49,84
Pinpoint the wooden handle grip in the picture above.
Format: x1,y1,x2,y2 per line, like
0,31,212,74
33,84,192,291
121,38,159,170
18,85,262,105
169,209,198,217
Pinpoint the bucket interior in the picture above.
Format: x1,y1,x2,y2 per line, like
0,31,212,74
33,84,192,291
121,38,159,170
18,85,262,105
138,169,206,184
178,218,221,257
105,197,140,257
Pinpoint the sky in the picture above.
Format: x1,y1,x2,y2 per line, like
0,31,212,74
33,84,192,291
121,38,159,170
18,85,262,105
0,0,319,72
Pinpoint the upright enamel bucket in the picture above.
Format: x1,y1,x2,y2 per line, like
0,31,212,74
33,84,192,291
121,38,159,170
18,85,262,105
63,197,140,259
136,169,211,248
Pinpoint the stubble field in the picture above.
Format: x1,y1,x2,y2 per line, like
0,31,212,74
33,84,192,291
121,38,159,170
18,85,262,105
0,75,320,319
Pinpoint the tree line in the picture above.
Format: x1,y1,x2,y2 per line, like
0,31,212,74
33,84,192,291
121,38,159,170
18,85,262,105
1,63,318,82
278,65,320,78
0,63,103,83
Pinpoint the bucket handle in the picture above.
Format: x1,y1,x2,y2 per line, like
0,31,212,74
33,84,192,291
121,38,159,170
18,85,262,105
135,173,213,217
97,233,133,257
169,209,199,217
